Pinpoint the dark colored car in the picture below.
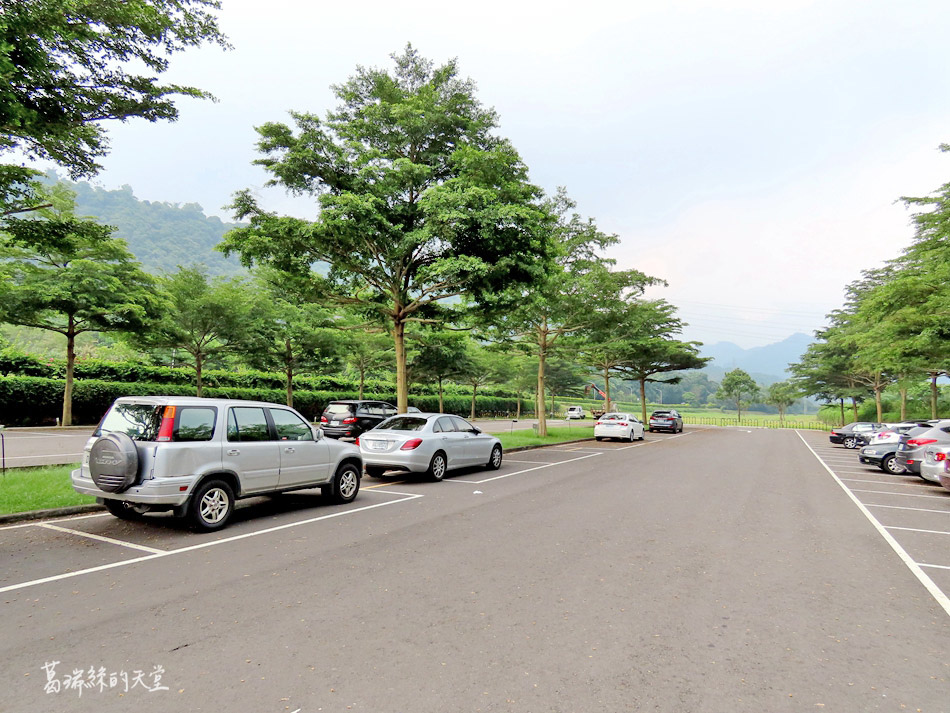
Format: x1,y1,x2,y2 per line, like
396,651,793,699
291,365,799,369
320,400,398,440
895,420,950,476
828,422,883,449
648,409,683,433
857,430,907,475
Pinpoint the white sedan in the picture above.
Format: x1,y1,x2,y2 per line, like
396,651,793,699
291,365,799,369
594,412,645,442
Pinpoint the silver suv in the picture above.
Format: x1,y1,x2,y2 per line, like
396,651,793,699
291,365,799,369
71,396,362,531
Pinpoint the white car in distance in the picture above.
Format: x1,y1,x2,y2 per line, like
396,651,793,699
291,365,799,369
594,412,645,442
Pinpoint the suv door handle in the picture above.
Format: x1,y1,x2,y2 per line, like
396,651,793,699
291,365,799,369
226,448,240,456
284,447,295,454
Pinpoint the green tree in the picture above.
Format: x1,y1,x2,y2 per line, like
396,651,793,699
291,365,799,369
244,273,342,407
410,331,471,413
765,381,799,425
487,191,657,436
219,46,552,413
0,0,228,212
342,332,394,400
612,300,708,423
716,368,760,421
136,267,270,396
0,203,161,424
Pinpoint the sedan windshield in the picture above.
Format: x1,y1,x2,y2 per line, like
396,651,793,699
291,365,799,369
377,417,427,431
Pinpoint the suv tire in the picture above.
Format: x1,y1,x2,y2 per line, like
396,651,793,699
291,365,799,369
187,479,235,532
328,462,360,504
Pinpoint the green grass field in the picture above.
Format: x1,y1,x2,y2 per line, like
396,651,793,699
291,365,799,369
0,464,93,515
496,423,595,450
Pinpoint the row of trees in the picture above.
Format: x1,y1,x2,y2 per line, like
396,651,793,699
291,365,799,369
790,146,950,423
0,22,709,429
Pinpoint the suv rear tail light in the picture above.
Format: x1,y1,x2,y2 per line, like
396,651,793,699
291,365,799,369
354,437,360,446
342,417,357,424
400,438,423,450
907,438,938,447
157,405,176,442
320,416,328,423
935,452,947,462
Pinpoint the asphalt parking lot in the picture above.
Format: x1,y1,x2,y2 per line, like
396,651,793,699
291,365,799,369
1,427,948,713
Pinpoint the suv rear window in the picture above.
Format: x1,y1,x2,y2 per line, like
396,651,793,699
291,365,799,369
98,403,163,441
651,411,673,418
324,403,355,417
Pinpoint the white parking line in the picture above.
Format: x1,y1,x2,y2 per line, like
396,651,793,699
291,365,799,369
796,431,950,618
868,504,950,515
0,512,110,531
850,489,950,500
4,452,84,461
920,563,950,571
0,490,422,595
447,452,601,484
37,522,165,554
885,526,950,536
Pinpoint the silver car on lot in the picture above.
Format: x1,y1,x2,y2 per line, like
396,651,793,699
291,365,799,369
359,413,503,481
920,445,950,485
71,396,362,531
594,412,645,442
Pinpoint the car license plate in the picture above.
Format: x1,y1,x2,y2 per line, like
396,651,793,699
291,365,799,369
365,440,387,450
898,444,906,450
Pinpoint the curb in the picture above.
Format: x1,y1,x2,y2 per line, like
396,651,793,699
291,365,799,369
0,439,598,525
0,503,105,525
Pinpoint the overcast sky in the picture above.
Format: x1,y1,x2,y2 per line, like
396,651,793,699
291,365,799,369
65,0,950,348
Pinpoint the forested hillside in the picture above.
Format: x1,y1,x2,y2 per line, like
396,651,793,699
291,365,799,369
44,174,244,276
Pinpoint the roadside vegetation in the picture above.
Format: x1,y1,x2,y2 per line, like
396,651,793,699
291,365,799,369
0,465,93,515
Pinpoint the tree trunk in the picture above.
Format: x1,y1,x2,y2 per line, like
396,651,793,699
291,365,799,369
839,398,845,426
603,366,611,411
899,387,907,421
736,397,742,422
285,338,294,407
874,387,883,422
195,354,204,398
393,317,408,413
516,391,522,419
639,378,648,423
537,346,548,437
931,372,939,419
438,376,444,413
62,317,76,426
358,366,365,400
851,396,859,421
470,383,478,420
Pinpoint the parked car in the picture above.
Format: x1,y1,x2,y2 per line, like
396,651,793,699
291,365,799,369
919,445,950,485
359,413,502,481
594,413,645,442
895,420,950,476
71,396,362,531
320,399,397,440
829,422,884,449
857,429,907,475
566,406,586,420
855,421,929,447
648,409,683,433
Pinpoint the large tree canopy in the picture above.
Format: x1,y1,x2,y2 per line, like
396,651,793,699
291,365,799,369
220,46,553,411
0,0,228,210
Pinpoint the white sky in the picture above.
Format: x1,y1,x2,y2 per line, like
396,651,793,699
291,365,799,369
67,0,950,348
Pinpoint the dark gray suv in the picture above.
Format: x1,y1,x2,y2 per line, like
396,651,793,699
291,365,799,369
72,396,363,531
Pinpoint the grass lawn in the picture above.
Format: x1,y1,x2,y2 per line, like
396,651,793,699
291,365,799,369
0,463,93,515
497,424,594,450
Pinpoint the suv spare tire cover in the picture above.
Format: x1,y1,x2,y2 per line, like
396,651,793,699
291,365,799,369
89,432,140,493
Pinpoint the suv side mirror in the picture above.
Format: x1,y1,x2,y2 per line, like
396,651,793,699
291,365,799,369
311,425,323,440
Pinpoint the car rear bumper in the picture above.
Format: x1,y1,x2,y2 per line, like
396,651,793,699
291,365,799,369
71,468,193,505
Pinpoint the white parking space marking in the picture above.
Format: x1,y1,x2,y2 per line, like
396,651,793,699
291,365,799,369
868,504,950,515
796,431,950,618
36,522,166,554
886,526,950,536
447,452,601,484
850,489,950,500
0,490,422,595
921,563,950,571
4,452,84,462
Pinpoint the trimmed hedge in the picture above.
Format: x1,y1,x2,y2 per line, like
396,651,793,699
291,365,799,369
0,375,532,426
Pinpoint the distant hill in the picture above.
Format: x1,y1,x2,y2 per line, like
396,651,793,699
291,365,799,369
698,333,812,385
43,174,245,277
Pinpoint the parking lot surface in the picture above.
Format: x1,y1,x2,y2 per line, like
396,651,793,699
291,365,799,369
1,427,947,712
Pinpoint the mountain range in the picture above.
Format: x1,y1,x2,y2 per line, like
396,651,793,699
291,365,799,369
698,333,812,385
